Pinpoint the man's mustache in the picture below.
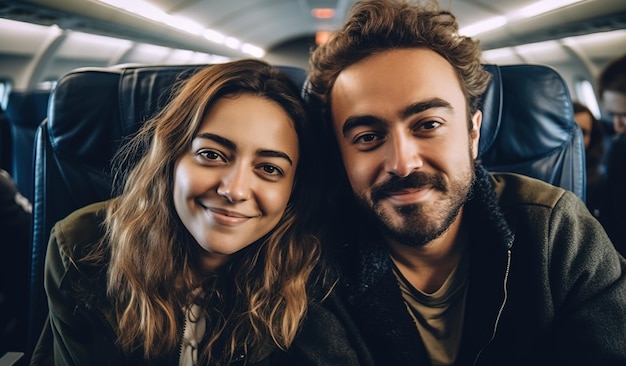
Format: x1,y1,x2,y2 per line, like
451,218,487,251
371,172,446,203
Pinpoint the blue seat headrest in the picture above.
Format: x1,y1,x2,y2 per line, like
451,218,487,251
478,64,584,199
48,68,122,166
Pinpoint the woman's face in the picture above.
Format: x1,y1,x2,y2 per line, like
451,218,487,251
173,94,299,271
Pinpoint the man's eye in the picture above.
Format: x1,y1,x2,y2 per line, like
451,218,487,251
422,120,442,130
354,133,379,144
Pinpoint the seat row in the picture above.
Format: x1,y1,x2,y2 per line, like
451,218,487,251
3,61,585,360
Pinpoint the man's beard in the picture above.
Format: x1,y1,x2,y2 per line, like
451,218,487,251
354,165,475,248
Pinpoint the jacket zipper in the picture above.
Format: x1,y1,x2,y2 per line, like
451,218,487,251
178,307,188,362
472,249,511,366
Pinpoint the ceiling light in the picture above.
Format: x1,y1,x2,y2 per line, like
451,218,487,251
460,16,507,36
203,29,225,44
224,37,241,49
460,0,583,37
97,0,265,57
99,0,166,22
311,8,335,19
241,44,265,57
513,0,583,20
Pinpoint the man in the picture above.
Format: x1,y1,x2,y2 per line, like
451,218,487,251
307,0,626,365
599,54,626,135
598,54,626,255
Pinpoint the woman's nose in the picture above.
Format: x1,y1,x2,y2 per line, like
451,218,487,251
216,165,252,202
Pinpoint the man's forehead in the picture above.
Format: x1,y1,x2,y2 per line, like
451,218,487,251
330,49,466,120
603,90,626,113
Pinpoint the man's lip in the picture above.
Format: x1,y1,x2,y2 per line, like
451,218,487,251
382,187,432,204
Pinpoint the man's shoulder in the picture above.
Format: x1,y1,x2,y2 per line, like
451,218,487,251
489,172,570,210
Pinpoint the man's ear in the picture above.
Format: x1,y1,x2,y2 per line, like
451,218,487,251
471,110,482,160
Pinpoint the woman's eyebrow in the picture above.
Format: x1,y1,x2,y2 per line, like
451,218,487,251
194,133,236,150
195,133,293,165
256,149,293,165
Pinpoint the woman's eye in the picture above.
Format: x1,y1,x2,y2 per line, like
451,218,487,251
354,133,379,144
259,164,284,176
197,149,225,162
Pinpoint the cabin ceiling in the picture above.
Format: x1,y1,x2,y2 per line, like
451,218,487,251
1,0,626,57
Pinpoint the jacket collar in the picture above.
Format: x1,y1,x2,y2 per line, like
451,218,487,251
337,164,515,364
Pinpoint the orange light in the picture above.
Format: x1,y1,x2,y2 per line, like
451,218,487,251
315,31,332,45
311,8,335,19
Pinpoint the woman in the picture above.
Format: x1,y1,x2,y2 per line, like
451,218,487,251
31,59,359,365
573,101,607,220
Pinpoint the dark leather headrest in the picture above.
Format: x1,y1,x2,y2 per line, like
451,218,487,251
478,64,583,198
479,64,576,164
6,90,51,128
48,68,122,166
118,65,207,137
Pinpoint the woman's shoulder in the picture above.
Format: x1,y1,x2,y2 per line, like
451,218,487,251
53,200,110,266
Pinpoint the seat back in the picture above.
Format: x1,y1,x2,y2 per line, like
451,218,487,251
478,64,585,200
29,67,121,353
28,63,307,355
0,106,10,173
5,89,51,201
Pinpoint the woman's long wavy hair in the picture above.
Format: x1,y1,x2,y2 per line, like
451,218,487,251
91,59,322,364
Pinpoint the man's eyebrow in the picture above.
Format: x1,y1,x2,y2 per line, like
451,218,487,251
195,133,236,150
257,150,293,166
341,98,453,137
342,115,386,137
400,97,453,119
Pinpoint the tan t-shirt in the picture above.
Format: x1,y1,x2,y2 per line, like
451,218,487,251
392,254,469,366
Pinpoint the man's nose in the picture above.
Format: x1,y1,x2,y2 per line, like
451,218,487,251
385,133,423,177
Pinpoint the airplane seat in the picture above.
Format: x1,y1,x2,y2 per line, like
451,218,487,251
4,89,51,201
0,106,11,173
28,67,123,356
27,63,307,358
478,64,586,201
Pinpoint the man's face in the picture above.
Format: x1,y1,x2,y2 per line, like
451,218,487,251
574,110,593,148
330,48,481,248
602,90,626,134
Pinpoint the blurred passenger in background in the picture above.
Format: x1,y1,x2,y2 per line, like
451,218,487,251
599,54,626,135
573,101,607,220
0,168,32,356
599,54,626,255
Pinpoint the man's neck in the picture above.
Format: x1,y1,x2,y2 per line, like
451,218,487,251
388,213,468,294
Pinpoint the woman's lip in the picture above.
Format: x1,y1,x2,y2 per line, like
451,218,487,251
207,208,252,226
208,207,251,218
207,208,249,226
